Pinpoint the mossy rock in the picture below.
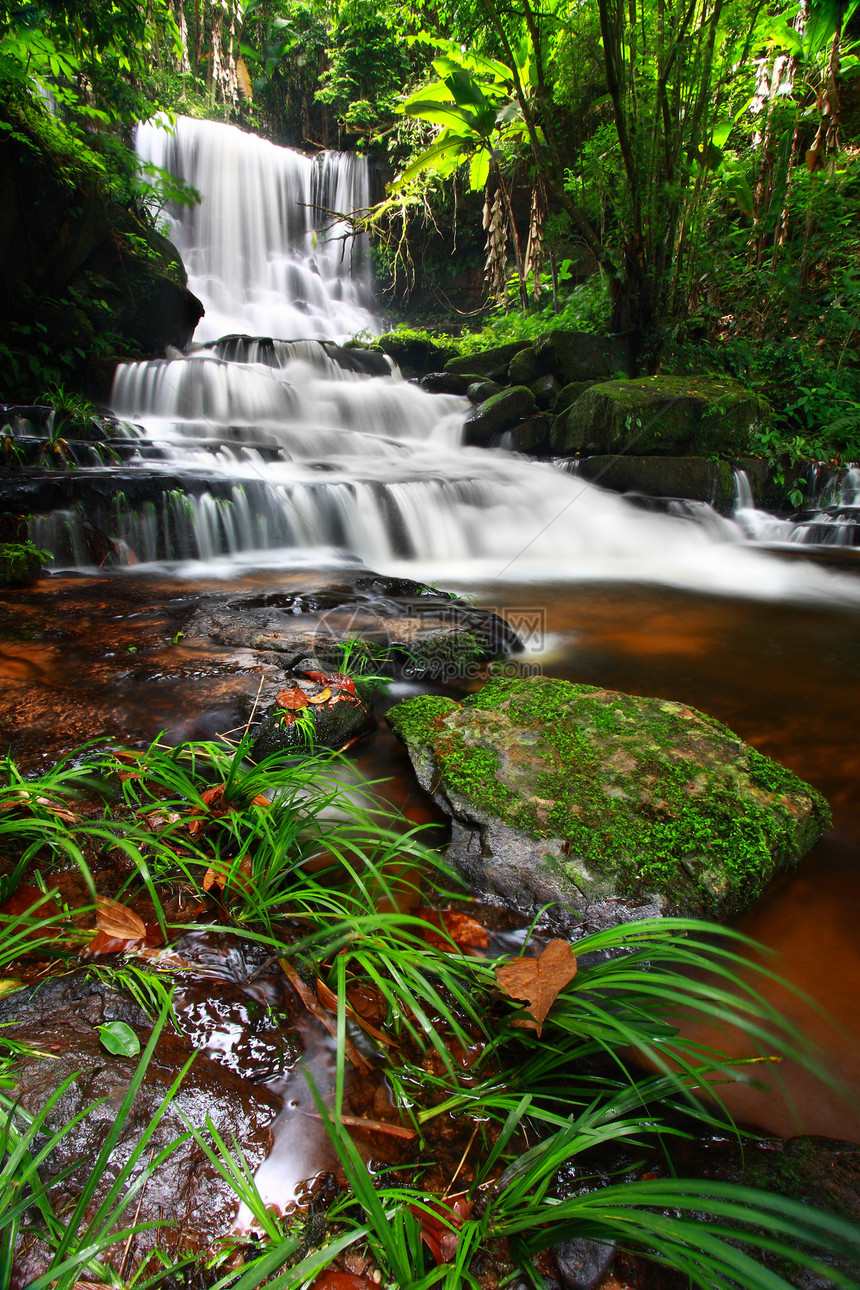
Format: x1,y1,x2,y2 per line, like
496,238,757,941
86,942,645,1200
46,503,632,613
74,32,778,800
555,376,770,457
445,341,531,381
0,541,49,587
373,331,456,377
388,677,830,932
575,455,736,514
533,331,633,383
463,385,537,446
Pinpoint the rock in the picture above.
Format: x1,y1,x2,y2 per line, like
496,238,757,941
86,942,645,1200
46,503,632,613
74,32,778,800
531,373,562,409
251,670,376,757
387,677,830,932
445,341,531,380
0,541,48,586
508,346,542,385
419,371,472,396
552,1237,616,1290
506,416,550,455
467,379,504,403
555,376,769,458
372,331,456,378
575,455,736,514
1,967,287,1283
533,332,633,383
464,386,538,446
554,380,596,417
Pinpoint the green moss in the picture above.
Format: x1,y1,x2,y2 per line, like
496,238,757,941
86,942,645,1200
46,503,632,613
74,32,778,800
0,542,50,588
389,676,830,920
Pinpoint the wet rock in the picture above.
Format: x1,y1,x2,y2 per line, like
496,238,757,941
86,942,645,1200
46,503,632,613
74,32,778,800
251,669,376,757
387,677,830,932
1,968,285,1282
552,1237,616,1290
372,331,456,378
531,373,562,410
575,455,736,515
445,341,531,380
464,386,538,447
508,346,542,385
555,376,770,458
419,371,472,396
467,379,504,403
533,332,633,384
505,417,550,455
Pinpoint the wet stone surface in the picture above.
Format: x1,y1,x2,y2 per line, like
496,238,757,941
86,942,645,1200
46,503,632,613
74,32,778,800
0,939,299,1282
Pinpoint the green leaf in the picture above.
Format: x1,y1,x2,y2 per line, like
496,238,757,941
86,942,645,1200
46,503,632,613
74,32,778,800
96,1022,141,1057
469,148,491,190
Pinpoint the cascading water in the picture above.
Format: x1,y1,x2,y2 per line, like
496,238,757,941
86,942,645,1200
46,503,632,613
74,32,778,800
27,114,859,600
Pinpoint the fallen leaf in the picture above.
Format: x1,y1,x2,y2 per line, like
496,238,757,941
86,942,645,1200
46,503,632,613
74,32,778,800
280,959,371,1074
305,670,358,698
304,1111,416,1140
0,979,22,999
311,1272,377,1290
408,1195,473,1264
202,855,254,897
417,909,489,953
96,1020,141,1057
307,687,332,705
0,886,60,921
495,939,577,1034
316,977,394,1046
276,686,310,710
96,897,147,941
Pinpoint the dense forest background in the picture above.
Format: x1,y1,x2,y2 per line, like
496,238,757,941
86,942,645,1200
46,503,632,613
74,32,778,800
0,0,858,462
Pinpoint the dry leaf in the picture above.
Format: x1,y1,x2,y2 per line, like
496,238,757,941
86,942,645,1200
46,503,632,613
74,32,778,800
316,977,394,1046
276,686,310,710
495,939,577,1034
0,979,22,1000
417,909,489,954
96,897,147,942
307,687,332,705
202,856,254,896
304,1111,416,1140
280,959,371,1074
305,670,358,698
311,1272,377,1290
408,1195,472,1264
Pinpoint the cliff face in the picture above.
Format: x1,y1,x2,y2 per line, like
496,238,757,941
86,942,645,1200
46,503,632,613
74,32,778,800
0,104,203,400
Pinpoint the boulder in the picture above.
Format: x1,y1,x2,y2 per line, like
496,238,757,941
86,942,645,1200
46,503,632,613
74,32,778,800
372,331,456,378
251,669,376,758
506,416,550,455
575,455,735,514
467,379,504,403
419,371,472,396
534,332,633,383
0,541,47,587
445,341,531,380
555,376,769,458
464,386,537,446
531,373,562,409
508,346,542,385
554,380,596,417
388,677,830,932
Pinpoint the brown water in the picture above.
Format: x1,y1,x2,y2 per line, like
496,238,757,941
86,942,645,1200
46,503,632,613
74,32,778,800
3,571,860,1144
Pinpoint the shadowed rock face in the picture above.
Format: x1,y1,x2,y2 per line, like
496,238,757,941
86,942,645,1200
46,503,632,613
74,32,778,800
388,676,830,934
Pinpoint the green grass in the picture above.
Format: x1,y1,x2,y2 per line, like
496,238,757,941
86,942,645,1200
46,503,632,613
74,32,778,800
0,737,858,1289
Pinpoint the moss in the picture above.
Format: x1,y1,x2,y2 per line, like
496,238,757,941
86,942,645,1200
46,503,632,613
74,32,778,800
389,676,830,920
0,542,50,588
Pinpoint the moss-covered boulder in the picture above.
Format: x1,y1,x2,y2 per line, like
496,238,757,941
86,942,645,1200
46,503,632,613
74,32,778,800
388,677,830,932
554,376,770,458
464,385,537,446
0,541,49,587
445,342,531,381
534,331,633,383
372,331,456,378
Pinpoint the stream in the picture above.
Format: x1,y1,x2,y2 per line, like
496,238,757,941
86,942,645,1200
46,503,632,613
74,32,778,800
6,113,860,1226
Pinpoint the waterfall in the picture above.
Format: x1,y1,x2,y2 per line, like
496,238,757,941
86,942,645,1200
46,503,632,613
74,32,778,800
136,116,377,343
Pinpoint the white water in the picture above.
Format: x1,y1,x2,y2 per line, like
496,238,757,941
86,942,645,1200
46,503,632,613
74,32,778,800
94,116,860,602
136,116,377,343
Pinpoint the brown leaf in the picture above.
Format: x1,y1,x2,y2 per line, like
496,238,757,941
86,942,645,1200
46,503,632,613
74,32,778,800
202,856,254,897
316,977,394,1047
417,909,489,954
305,670,358,698
304,1111,416,1140
307,687,332,705
280,959,371,1074
95,897,147,942
495,939,577,1034
408,1195,473,1264
311,1272,377,1290
276,686,310,710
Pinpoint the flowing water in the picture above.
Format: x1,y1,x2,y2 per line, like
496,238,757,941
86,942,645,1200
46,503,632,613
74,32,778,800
17,114,860,1211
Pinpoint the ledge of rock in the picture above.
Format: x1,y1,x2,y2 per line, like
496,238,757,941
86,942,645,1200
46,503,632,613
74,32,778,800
388,676,830,933
554,375,769,457
575,455,736,514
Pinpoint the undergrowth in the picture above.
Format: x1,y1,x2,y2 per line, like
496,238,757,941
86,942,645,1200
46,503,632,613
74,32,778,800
0,736,858,1289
